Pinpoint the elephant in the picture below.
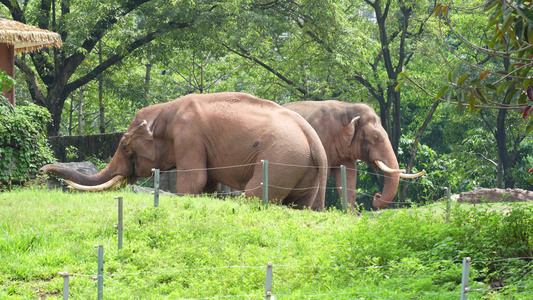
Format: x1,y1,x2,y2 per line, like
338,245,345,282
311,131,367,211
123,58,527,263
283,100,424,210
40,92,329,210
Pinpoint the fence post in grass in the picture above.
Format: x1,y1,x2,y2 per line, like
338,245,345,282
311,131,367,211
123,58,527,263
151,168,160,207
460,257,471,300
265,262,274,300
115,196,123,250
261,160,268,209
94,245,104,300
340,165,348,212
445,186,451,223
58,272,69,300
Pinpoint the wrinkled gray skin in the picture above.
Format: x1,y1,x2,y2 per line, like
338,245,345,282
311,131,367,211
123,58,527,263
41,92,328,209
284,100,403,209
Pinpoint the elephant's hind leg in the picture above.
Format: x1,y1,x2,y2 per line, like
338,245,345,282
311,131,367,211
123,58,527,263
243,169,291,205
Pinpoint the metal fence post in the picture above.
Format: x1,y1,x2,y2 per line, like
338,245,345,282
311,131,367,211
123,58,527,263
340,165,348,211
265,262,274,300
115,196,123,250
58,272,69,300
460,257,471,300
94,245,104,300
152,168,160,207
262,160,268,209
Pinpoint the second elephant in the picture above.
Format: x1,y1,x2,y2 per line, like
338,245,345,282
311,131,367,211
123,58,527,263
283,100,424,209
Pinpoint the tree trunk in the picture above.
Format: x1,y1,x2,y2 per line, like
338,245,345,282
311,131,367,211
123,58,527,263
68,95,74,136
99,40,105,134
497,156,503,188
78,86,83,136
144,43,152,107
494,56,521,189
400,99,440,202
389,85,401,154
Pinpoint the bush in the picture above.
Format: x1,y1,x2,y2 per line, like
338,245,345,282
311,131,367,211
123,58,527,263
0,101,54,187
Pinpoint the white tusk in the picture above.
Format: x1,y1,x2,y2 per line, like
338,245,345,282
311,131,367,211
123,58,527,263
65,175,126,191
375,160,406,173
399,170,426,178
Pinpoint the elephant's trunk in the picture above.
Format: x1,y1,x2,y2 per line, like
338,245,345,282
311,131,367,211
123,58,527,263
373,160,401,208
372,160,425,208
39,163,129,191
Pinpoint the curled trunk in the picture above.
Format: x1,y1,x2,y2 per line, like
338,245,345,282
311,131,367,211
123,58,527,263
373,159,401,208
373,160,424,208
39,164,129,191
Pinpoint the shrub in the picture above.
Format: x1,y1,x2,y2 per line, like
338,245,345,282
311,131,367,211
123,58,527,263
0,101,54,187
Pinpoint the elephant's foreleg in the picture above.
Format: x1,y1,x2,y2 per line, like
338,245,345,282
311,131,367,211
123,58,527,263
175,170,208,195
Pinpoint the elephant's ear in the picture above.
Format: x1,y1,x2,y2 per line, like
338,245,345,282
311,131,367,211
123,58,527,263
124,120,156,161
342,116,360,146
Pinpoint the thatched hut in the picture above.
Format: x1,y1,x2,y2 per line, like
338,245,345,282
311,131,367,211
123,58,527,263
0,18,62,106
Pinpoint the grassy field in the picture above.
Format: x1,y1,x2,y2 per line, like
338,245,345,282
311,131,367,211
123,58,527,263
0,188,532,299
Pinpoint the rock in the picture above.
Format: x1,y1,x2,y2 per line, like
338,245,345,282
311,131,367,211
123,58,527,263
445,188,533,203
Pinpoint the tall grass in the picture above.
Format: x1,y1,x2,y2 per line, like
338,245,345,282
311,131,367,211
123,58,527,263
0,188,532,299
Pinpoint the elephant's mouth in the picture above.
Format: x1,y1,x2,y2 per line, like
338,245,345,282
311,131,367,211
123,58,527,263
375,160,425,178
64,175,128,191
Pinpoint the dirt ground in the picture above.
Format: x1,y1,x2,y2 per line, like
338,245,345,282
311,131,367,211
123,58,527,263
448,188,533,203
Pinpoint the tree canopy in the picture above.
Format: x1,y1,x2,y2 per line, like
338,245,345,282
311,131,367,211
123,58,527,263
1,0,532,201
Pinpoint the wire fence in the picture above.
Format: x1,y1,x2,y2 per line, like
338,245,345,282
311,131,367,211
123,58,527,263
132,160,435,207
52,161,532,299
57,253,532,300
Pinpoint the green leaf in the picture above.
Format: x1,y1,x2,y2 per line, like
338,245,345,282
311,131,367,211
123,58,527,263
499,12,514,37
516,4,533,24
518,92,527,104
469,79,481,86
468,93,475,114
395,82,404,91
446,86,453,103
479,69,490,80
485,84,497,90
435,86,449,101
434,3,443,17
515,19,525,42
457,74,469,85
507,89,518,101
475,88,487,104
528,23,533,44
497,81,510,95
526,120,533,135
484,0,501,12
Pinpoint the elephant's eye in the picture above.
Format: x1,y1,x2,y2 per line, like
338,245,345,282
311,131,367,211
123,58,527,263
121,145,132,155
367,133,379,144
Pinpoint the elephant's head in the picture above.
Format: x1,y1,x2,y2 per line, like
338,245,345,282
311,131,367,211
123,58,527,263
343,113,424,208
40,120,157,191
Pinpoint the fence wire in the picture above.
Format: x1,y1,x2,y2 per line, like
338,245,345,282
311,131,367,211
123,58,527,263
135,161,432,202
64,257,532,278
59,257,532,299
53,163,532,299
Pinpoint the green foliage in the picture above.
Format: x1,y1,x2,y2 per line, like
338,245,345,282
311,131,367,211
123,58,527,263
0,189,532,299
433,1,533,123
0,70,14,94
0,104,54,186
64,145,110,171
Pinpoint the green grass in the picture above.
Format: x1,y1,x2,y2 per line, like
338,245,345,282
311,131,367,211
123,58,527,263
1,188,532,299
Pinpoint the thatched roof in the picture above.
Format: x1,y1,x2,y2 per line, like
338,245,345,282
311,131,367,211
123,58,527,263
0,18,62,53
